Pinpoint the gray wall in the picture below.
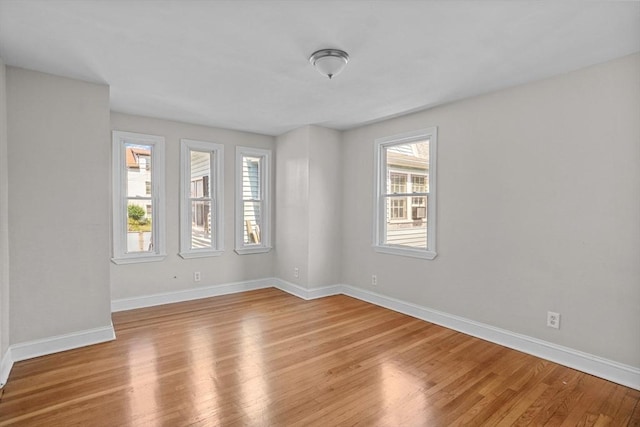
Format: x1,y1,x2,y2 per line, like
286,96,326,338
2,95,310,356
275,125,342,288
7,67,112,343
275,127,310,286
341,53,640,367
307,126,342,287
110,113,276,300
0,59,9,359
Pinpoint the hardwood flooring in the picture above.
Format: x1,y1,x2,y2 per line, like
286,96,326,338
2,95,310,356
0,288,638,426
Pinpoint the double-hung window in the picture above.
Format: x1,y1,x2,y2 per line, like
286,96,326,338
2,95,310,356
179,139,224,258
235,146,271,254
112,131,166,264
374,127,437,259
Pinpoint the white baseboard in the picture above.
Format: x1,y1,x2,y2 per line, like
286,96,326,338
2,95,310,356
274,279,342,300
1,347,12,388
111,278,275,312
10,323,116,363
341,285,640,391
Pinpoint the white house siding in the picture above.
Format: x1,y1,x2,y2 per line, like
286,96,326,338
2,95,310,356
242,155,262,244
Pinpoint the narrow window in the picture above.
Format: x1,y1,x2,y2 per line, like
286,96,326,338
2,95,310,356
235,146,271,254
374,128,437,259
112,131,166,264
179,139,224,258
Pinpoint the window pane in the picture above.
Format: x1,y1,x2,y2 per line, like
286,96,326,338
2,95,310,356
388,173,407,194
385,140,429,194
190,150,211,198
243,156,261,200
411,175,427,193
243,201,261,244
191,200,212,249
125,143,152,197
385,196,427,248
387,196,407,220
127,200,153,253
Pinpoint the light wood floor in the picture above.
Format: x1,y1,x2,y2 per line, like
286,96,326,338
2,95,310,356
0,288,638,426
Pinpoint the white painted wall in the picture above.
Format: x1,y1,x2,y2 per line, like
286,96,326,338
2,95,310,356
275,125,343,288
341,53,640,367
275,127,310,286
307,126,342,287
7,67,112,343
0,58,9,360
110,113,276,299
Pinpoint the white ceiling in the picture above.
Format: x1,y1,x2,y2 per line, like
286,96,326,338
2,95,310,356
1,1,638,136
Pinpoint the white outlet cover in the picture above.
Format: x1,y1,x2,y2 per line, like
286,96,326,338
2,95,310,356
547,311,560,329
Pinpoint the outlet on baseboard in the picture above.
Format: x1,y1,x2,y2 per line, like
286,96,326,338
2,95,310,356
547,311,560,329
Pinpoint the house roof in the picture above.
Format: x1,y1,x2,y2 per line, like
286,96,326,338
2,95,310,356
126,147,150,169
388,141,429,171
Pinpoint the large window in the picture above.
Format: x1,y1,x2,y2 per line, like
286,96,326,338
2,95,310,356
112,131,166,264
235,146,271,254
179,139,224,258
374,128,437,259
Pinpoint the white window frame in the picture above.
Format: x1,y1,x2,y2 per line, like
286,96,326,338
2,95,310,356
373,127,437,260
112,131,166,264
179,139,224,258
235,146,272,255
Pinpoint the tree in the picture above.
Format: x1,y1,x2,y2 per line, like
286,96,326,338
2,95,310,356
128,204,146,222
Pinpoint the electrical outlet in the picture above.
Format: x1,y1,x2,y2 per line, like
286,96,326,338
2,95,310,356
547,311,560,329
294,267,299,279
371,274,377,286
194,271,201,282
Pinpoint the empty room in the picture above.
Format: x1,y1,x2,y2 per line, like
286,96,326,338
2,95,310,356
0,1,639,425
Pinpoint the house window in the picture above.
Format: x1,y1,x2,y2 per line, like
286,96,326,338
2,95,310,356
235,146,271,254
179,139,224,258
374,127,437,259
390,173,407,193
411,175,427,219
389,198,406,220
112,131,166,264
388,173,408,220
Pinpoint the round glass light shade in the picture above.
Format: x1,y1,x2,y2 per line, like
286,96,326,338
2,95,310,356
309,49,349,79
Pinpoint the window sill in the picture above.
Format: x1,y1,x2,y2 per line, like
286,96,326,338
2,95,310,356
111,254,167,265
373,245,437,260
178,250,224,259
234,246,272,255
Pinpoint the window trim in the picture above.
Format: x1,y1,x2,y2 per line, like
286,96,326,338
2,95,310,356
179,139,224,259
235,146,272,255
112,130,166,264
373,127,437,260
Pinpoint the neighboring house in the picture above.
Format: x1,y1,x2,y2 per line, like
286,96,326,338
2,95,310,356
126,145,152,219
189,150,212,248
241,155,262,244
386,142,429,248
126,145,153,251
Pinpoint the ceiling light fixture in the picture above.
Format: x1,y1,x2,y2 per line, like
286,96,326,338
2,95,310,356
309,49,349,79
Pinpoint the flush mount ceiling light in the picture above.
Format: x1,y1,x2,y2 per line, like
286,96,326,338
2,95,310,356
309,49,349,79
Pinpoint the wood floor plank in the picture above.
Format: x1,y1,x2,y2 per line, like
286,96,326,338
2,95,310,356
0,288,637,426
